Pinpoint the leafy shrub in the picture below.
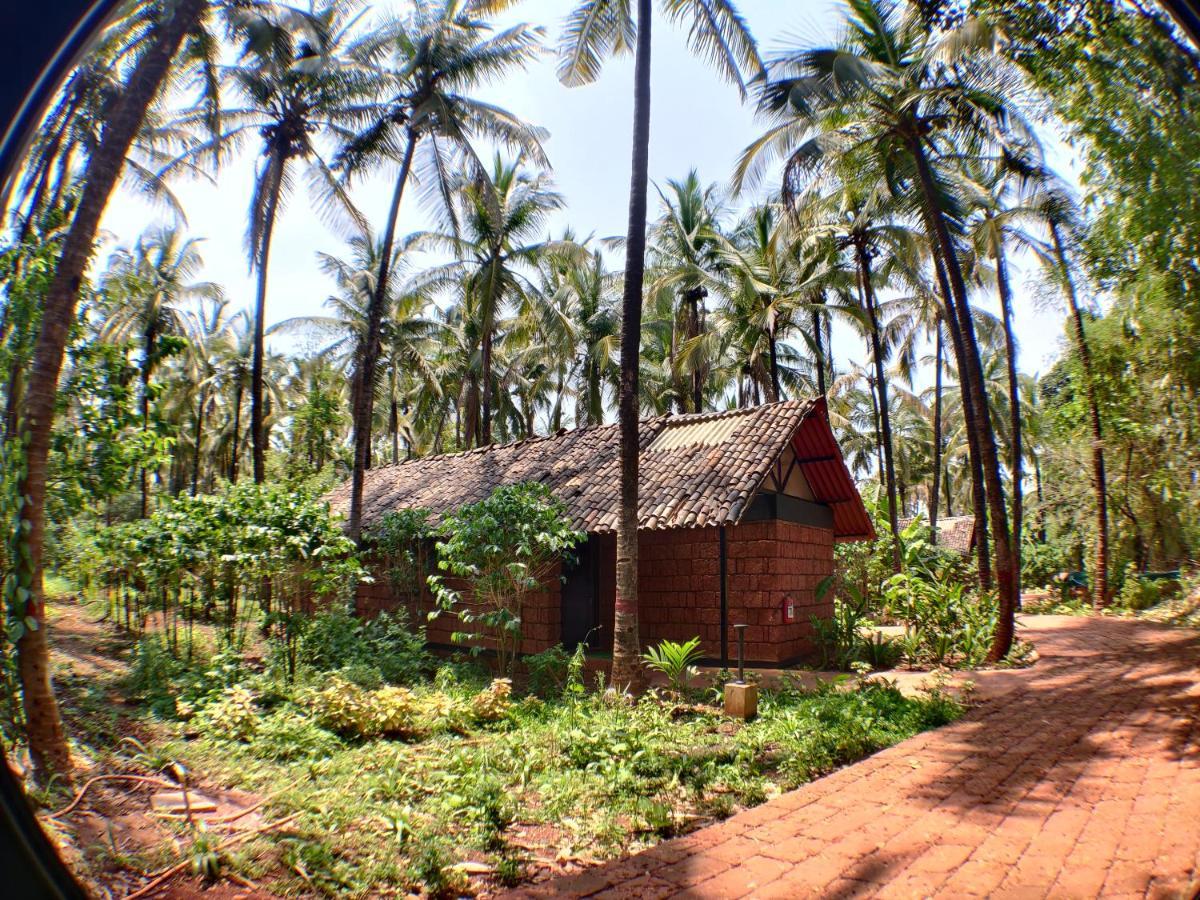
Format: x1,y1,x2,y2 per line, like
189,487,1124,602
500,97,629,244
305,677,379,737
859,632,903,670
642,637,703,695
366,508,434,613
811,585,873,670
302,675,510,740
334,662,384,690
523,644,571,698
127,635,187,716
298,609,432,686
470,679,512,722
1114,563,1169,611
431,482,583,676
198,685,259,742
252,709,341,761
883,571,997,667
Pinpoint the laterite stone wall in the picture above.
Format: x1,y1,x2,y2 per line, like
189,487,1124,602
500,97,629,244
635,519,834,665
353,559,562,656
353,516,833,666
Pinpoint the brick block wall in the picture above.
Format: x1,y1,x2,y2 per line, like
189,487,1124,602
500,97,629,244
724,519,834,664
353,557,562,656
352,517,833,666
636,520,834,665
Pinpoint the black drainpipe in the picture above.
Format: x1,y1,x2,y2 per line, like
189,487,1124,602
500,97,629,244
719,525,729,668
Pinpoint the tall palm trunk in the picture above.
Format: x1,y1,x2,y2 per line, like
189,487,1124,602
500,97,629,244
856,241,901,571
139,320,159,518
867,375,885,492
1050,220,1109,608
480,325,494,445
993,229,1023,597
811,304,827,397
929,322,943,544
612,0,652,692
229,379,243,483
766,318,780,403
349,131,417,542
251,152,285,485
390,397,400,465
909,142,1016,661
191,387,207,495
935,246,991,587
11,0,205,784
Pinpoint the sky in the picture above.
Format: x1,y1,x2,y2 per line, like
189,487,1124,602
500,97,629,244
94,0,1084,388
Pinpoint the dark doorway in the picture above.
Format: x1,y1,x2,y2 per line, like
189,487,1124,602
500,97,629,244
561,535,599,650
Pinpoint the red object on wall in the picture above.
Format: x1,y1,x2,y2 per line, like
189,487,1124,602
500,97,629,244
781,596,796,624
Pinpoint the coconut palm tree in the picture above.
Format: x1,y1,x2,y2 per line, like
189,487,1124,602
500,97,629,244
99,227,222,515
559,0,760,688
537,240,621,429
1028,179,1111,608
338,0,546,541
273,229,441,463
737,0,1031,659
168,0,375,484
12,0,208,784
412,156,564,447
647,172,729,412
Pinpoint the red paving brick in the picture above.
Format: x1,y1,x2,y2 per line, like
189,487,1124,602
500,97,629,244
509,616,1200,899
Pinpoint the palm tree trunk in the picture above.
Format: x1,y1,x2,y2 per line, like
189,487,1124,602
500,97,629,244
935,246,991,588
612,0,652,692
811,305,827,397
994,232,1023,598
867,375,885,492
230,379,243,483
10,0,204,785
390,397,400,465
251,152,284,485
929,322,943,545
139,321,158,518
856,242,901,572
767,319,781,403
191,387,207,495
349,131,417,542
1050,221,1109,609
480,325,494,446
909,141,1016,661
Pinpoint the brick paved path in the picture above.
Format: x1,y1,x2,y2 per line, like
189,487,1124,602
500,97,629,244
511,615,1200,899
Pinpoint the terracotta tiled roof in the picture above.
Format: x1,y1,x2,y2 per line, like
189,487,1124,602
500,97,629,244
327,398,873,540
899,515,977,554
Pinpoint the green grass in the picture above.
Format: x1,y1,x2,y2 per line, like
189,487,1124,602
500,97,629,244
54,616,963,898
150,672,959,895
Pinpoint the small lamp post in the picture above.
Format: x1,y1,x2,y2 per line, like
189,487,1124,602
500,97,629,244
723,622,758,720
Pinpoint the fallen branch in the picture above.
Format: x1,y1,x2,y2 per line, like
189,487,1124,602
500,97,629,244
124,812,301,900
49,775,178,820
205,796,269,825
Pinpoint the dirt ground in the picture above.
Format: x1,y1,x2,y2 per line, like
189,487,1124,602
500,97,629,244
33,597,281,900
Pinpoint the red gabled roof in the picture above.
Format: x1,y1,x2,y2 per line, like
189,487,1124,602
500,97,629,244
326,397,873,542
779,397,876,542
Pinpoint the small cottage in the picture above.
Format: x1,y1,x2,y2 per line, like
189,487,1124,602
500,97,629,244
327,398,874,666
899,515,977,556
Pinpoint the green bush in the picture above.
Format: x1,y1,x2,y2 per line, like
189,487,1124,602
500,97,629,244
1114,564,1168,611
431,482,583,677
252,709,341,761
883,571,997,667
811,584,874,670
197,685,260,742
298,608,432,686
523,644,571,698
